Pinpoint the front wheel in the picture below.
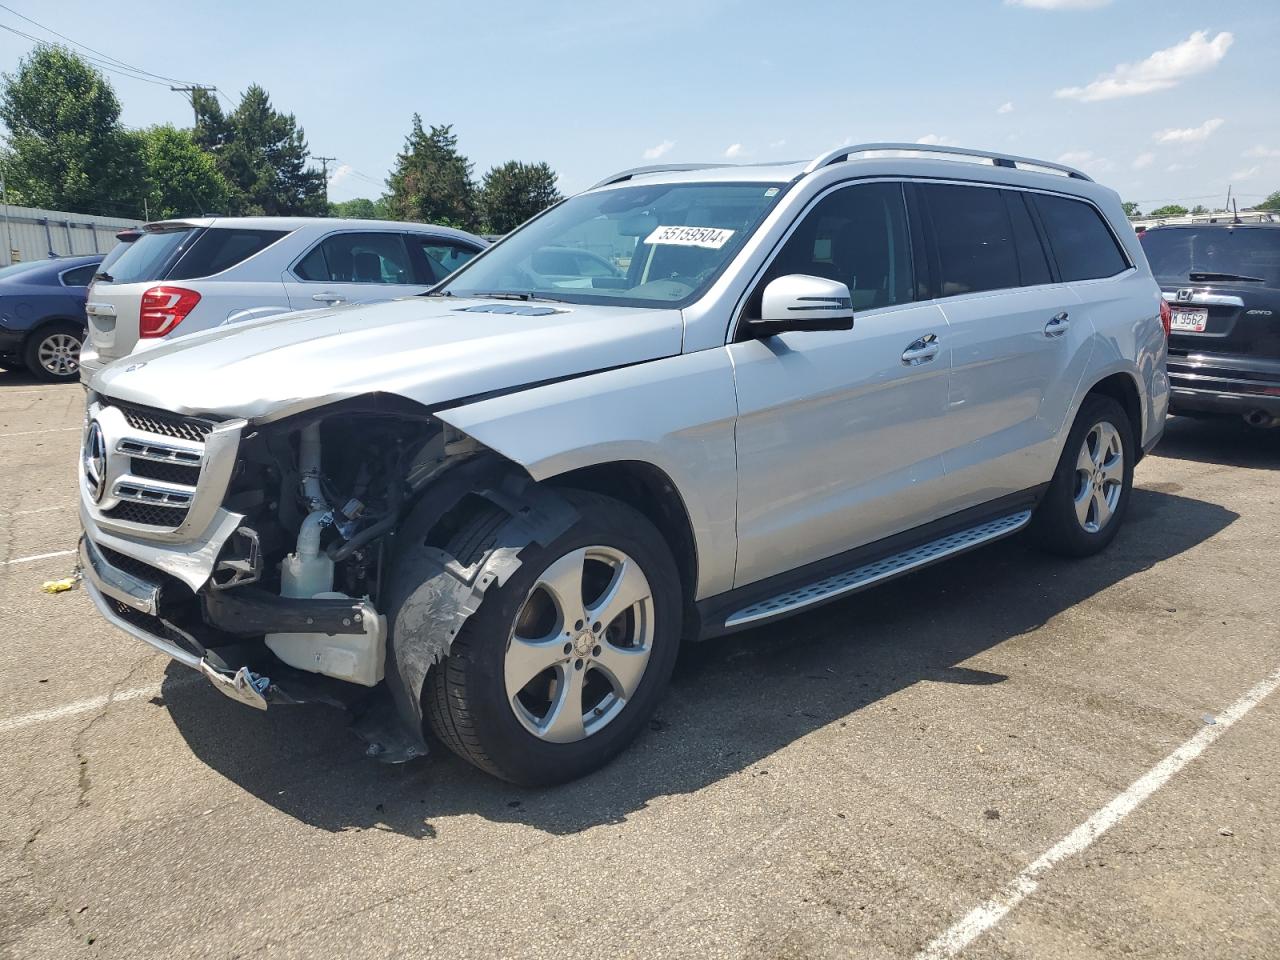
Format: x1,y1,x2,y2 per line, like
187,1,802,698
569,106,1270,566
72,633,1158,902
423,489,682,785
1031,394,1135,557
24,322,83,382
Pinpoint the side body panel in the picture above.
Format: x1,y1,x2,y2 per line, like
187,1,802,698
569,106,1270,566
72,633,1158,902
434,348,741,599
728,302,953,587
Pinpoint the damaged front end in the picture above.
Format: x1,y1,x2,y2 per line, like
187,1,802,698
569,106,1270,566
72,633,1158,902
79,392,577,762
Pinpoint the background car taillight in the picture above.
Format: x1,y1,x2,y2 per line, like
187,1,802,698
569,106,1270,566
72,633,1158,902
1159,298,1172,337
139,286,201,338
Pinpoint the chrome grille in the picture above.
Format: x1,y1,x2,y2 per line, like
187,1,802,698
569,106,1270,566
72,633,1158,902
103,502,191,527
129,459,202,486
119,405,214,442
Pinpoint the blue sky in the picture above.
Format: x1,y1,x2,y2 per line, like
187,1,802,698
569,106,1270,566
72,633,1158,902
2,0,1277,211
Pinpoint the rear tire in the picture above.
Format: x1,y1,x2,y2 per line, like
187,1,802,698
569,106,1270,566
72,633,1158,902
1031,394,1135,557
423,489,682,785
23,322,83,382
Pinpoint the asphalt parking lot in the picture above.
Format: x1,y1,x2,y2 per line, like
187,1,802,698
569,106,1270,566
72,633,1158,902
1,371,1277,960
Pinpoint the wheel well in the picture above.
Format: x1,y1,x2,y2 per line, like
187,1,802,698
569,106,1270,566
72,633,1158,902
1086,372,1144,459
552,461,700,635
23,316,84,346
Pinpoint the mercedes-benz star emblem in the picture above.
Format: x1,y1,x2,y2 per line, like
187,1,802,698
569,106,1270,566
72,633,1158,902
83,421,107,502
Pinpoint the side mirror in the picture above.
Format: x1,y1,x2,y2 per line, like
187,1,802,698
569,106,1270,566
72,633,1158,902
748,274,855,338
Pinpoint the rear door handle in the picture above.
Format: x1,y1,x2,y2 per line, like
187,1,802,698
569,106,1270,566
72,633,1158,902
1044,311,1070,337
313,293,346,305
902,334,940,366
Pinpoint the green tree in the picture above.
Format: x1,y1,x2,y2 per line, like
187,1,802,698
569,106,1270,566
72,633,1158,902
1121,201,1142,218
0,46,144,217
1189,204,1208,215
477,161,563,233
1257,190,1280,212
1149,204,1189,217
137,124,231,220
194,84,325,216
329,196,392,220
386,116,475,229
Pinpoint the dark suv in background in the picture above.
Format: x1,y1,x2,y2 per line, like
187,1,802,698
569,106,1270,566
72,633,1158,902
1141,222,1280,428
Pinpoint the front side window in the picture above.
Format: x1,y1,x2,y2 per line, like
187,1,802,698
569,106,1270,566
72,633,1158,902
412,238,480,283
1032,193,1129,282
295,232,414,284
436,182,784,308
751,180,913,314
923,183,1019,296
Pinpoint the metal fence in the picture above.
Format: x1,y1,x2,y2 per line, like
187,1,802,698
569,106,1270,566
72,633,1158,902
0,203,141,266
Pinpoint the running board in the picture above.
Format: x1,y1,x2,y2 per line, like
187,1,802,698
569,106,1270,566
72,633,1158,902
723,509,1033,629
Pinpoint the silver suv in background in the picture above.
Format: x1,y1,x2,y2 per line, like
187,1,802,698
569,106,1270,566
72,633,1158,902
78,144,1169,785
81,217,487,381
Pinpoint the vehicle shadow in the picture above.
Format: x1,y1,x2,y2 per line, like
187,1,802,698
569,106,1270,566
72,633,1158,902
163,487,1236,839
1153,415,1280,470
0,368,43,388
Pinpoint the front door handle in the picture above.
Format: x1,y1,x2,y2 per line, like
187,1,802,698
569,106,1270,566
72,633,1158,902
1044,311,1070,337
313,292,346,305
902,334,940,366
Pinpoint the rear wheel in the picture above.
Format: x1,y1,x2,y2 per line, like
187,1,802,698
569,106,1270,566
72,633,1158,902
23,322,83,382
422,489,682,785
1031,394,1135,557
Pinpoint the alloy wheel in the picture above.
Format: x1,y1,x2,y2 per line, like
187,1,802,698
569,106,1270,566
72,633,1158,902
504,545,655,743
1073,421,1124,534
37,332,81,377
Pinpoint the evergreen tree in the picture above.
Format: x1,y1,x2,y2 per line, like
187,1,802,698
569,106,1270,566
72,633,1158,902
386,116,475,229
477,161,563,233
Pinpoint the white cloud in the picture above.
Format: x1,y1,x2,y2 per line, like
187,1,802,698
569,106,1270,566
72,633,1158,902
1057,150,1113,172
642,139,675,160
1055,30,1233,102
1165,163,1188,173
997,102,1014,114
327,163,353,189
724,143,744,159
1132,152,1155,170
1244,145,1280,159
1231,165,1262,181
769,138,787,149
1153,117,1224,144
1006,0,1110,8
915,134,956,146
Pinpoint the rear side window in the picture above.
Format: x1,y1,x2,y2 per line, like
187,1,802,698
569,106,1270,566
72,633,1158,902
103,228,200,284
1032,194,1129,282
294,232,415,284
60,264,98,286
923,184,1020,296
168,228,289,280
1003,191,1052,286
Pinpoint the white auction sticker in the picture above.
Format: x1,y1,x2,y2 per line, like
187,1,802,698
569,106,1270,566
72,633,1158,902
644,225,736,249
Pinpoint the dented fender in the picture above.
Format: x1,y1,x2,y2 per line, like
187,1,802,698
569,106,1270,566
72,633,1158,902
434,348,740,600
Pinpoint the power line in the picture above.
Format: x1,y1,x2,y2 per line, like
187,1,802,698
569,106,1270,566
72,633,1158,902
0,22,173,87
0,2,205,86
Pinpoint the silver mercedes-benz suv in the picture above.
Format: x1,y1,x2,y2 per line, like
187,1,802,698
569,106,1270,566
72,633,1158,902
79,144,1170,784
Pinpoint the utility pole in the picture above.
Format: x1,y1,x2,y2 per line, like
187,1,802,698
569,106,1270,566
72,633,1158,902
171,85,217,127
314,156,337,205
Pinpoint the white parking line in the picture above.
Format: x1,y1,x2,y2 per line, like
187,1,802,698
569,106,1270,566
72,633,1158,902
916,666,1280,959
4,504,72,517
1,549,76,566
0,426,80,439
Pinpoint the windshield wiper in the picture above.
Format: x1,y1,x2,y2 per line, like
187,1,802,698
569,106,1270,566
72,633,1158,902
1188,271,1266,283
469,291,568,304
420,288,453,297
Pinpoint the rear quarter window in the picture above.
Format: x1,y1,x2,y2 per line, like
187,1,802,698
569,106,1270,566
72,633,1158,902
167,228,290,280
1032,194,1129,282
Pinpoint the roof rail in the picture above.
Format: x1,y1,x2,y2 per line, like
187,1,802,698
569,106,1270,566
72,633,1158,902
589,163,730,190
803,143,1094,182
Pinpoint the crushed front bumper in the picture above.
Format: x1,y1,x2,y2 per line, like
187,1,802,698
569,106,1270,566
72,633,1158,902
80,535,271,710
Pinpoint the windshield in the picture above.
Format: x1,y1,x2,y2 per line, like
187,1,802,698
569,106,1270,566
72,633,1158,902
438,182,785,308
1141,227,1280,287
102,227,201,284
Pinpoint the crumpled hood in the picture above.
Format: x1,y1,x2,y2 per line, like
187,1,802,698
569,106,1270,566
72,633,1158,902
91,297,685,421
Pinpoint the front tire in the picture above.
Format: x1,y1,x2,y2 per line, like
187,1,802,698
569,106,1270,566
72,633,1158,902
424,489,682,785
1031,394,1135,557
24,322,83,382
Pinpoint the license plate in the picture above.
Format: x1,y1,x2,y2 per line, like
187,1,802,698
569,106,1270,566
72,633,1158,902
1171,306,1208,332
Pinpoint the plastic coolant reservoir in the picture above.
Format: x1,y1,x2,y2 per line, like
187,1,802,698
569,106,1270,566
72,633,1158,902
264,553,386,687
